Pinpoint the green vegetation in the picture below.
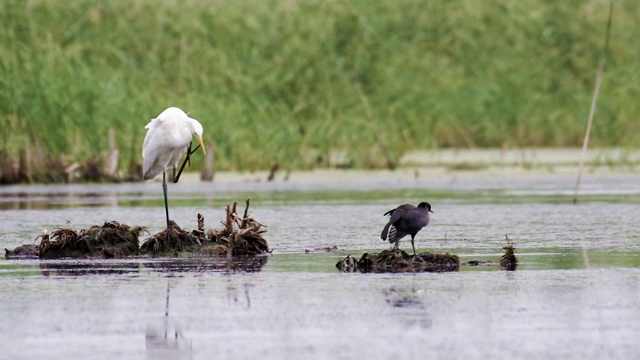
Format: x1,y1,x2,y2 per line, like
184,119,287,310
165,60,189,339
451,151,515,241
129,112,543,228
1,0,638,173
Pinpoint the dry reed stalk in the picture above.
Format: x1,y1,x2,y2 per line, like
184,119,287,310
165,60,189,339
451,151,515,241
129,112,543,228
574,1,614,204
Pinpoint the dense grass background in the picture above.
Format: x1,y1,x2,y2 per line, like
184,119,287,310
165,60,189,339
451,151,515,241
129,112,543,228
1,0,638,171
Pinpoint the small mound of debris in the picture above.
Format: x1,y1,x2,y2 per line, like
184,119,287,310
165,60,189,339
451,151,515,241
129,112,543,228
461,235,519,270
335,254,359,272
305,246,339,253
500,235,517,271
463,260,497,266
39,221,145,259
203,200,269,257
140,221,202,256
336,249,459,273
140,199,270,257
5,244,39,259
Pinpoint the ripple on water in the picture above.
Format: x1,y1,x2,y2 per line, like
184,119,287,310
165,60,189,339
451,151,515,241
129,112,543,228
1,175,639,359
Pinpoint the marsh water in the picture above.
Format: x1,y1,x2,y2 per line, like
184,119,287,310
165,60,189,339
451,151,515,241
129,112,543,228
1,171,639,359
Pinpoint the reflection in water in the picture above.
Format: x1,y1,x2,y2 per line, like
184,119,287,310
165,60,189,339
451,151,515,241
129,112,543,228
383,287,432,329
39,262,141,276
1,176,639,360
143,256,269,273
32,256,268,277
146,282,193,360
0,190,127,210
226,282,254,309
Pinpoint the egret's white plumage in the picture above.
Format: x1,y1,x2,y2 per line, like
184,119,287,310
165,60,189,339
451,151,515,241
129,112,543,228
142,107,205,180
142,107,206,229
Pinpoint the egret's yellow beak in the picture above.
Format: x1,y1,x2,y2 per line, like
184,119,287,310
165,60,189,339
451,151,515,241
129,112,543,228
196,135,206,155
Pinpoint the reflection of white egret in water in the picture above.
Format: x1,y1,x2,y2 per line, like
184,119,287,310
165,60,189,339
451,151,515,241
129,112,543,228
227,282,253,309
145,282,193,360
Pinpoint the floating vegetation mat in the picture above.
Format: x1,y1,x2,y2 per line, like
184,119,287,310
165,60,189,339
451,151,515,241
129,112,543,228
40,221,145,259
5,222,144,260
336,249,460,273
140,221,202,256
141,200,269,257
5,200,269,260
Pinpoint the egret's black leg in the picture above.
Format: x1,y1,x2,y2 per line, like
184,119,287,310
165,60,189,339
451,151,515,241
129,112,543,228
173,141,201,183
410,235,417,258
173,160,187,183
189,139,200,154
162,171,171,230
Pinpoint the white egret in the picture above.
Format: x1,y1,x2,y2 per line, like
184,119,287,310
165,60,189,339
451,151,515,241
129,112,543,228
142,107,206,229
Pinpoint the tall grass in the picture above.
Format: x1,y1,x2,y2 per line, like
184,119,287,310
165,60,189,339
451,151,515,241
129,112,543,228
1,0,638,171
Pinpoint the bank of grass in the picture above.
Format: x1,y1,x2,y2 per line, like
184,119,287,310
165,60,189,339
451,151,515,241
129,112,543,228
1,0,638,174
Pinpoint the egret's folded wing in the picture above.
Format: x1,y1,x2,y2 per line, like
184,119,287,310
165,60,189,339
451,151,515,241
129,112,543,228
142,118,159,157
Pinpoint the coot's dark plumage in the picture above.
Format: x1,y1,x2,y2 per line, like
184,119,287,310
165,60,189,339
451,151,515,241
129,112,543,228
381,202,433,256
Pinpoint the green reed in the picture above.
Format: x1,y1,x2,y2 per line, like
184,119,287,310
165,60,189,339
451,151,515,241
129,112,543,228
1,0,638,172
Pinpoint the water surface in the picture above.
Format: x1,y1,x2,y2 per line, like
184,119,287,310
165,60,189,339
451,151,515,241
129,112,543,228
1,172,639,359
